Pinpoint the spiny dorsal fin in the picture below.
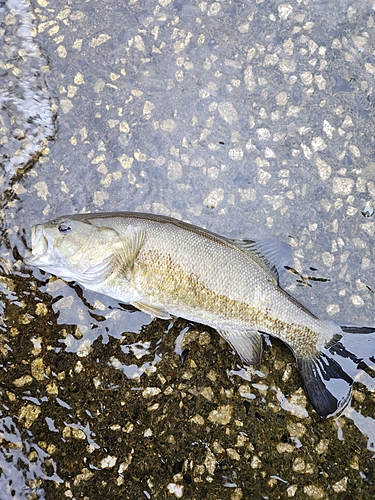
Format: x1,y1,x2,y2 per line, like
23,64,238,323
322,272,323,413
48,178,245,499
231,238,292,284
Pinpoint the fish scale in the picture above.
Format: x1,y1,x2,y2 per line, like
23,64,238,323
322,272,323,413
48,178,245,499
129,231,322,352
24,211,375,418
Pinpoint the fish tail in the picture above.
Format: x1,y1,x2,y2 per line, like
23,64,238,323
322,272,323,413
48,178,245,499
296,325,375,418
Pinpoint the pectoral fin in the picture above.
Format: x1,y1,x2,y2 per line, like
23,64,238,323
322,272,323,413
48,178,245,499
115,226,146,278
131,301,172,320
217,328,263,365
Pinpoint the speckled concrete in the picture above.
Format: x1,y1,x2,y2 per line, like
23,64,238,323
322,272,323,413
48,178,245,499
1,0,375,498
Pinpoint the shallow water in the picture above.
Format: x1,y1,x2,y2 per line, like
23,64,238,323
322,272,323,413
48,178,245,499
0,0,55,198
1,0,375,498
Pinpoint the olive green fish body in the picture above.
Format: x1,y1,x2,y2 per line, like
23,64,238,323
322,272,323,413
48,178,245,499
24,212,375,418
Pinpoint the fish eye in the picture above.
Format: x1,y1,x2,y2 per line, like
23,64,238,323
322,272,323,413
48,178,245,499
58,223,72,234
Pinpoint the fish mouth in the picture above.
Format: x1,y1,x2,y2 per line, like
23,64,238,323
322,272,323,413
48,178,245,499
23,225,52,267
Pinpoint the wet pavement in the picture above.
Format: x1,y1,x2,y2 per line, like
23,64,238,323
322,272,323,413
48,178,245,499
1,0,375,498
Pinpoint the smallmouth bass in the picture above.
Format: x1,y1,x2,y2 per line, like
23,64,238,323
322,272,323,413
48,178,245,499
24,212,375,417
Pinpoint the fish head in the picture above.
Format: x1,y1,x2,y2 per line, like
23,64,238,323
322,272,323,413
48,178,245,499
24,216,123,284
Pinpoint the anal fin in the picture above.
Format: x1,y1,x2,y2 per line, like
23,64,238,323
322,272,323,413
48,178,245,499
217,328,263,365
131,301,172,320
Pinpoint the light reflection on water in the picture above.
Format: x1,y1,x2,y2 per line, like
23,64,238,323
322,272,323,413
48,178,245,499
342,408,375,455
0,0,55,200
0,416,62,500
110,348,162,380
38,276,153,351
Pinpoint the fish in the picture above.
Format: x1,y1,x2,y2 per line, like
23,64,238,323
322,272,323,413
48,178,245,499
24,211,375,418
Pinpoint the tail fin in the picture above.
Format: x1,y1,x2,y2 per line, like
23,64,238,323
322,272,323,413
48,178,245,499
296,326,375,418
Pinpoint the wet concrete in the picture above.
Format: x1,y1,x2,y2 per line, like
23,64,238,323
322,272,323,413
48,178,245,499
1,0,375,498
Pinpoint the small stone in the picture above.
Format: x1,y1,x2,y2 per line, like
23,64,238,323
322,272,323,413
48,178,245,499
287,422,306,438
278,4,293,19
100,455,117,469
31,358,45,381
292,457,305,472
76,339,91,357
315,439,329,454
142,387,161,397
244,65,256,92
277,443,294,453
326,304,340,315
250,455,261,468
231,488,243,500
303,485,325,499
18,404,41,428
74,361,84,373
257,128,271,141
350,455,359,470
72,428,86,440
73,468,94,486
204,451,216,474
167,483,184,498
229,147,244,160
35,303,48,316
160,119,176,132
350,295,364,307
332,177,354,195
199,331,211,345
74,72,85,85
276,92,288,105
208,405,232,425
322,252,334,267
89,33,111,47
287,485,298,497
200,387,214,401
227,448,241,460
13,375,33,387
315,157,331,181
311,136,326,151
33,181,50,200
60,99,73,114
46,381,58,396
279,59,296,73
218,102,238,124
190,414,205,425
57,45,67,58
203,188,224,208
332,477,348,493
300,71,313,85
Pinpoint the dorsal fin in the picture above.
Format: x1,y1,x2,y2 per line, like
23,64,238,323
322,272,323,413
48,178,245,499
231,238,292,284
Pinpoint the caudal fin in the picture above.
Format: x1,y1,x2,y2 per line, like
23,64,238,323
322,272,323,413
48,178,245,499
296,326,375,418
